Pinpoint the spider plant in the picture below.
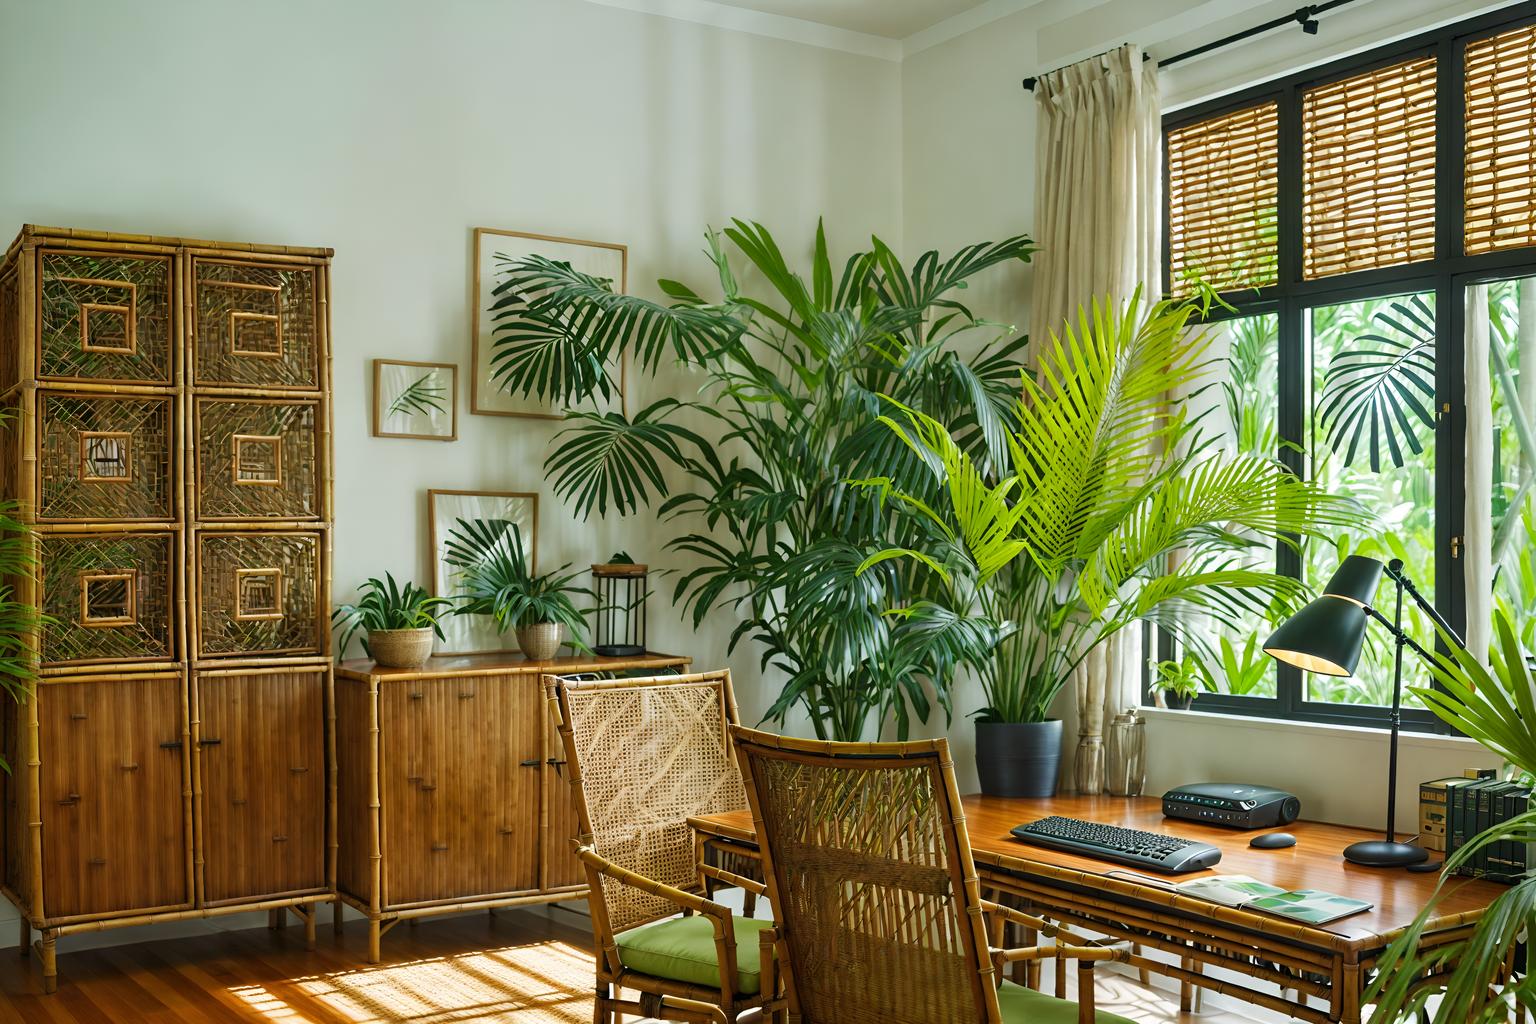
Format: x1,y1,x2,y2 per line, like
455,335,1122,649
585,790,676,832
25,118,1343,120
443,518,590,648
484,219,1030,739
330,573,455,659
1367,609,1536,1022
859,290,1364,728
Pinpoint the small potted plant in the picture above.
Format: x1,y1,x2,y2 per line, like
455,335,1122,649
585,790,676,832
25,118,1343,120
444,518,589,660
332,573,455,669
1152,655,1204,710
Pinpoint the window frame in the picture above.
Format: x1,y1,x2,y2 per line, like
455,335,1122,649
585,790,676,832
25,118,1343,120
1151,1,1536,732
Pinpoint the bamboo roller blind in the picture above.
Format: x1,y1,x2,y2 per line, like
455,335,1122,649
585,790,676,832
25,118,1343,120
1167,102,1279,295
1302,57,1438,279
1466,24,1536,255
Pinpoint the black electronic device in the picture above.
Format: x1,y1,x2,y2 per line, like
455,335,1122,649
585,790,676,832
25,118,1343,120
1010,816,1222,874
1162,783,1302,830
1249,832,1297,850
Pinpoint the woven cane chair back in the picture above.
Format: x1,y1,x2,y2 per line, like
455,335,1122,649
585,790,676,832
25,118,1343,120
731,728,1002,1024
552,671,746,933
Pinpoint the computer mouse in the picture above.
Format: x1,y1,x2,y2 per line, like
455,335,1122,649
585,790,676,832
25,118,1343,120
1250,832,1296,849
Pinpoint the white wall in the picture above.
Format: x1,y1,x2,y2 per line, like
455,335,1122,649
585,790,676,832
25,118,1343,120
0,0,901,732
900,0,1513,818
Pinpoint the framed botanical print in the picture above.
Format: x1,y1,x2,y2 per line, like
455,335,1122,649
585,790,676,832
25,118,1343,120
427,489,538,655
471,227,627,418
373,360,457,440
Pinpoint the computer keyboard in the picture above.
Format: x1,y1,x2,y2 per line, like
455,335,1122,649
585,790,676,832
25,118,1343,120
1010,816,1222,874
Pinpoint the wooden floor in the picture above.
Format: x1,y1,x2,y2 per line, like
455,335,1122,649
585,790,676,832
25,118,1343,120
0,906,1278,1023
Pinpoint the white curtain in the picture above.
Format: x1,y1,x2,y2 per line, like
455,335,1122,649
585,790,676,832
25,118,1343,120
1465,285,1493,662
1030,44,1161,793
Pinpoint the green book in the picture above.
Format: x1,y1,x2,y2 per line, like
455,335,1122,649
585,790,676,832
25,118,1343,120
1454,778,1498,873
1481,782,1518,878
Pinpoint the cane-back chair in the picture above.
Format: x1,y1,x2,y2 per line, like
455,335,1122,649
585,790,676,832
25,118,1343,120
547,670,782,1024
730,727,1135,1024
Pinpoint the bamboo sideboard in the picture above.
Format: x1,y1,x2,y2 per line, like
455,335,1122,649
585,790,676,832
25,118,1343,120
0,225,336,992
334,651,691,961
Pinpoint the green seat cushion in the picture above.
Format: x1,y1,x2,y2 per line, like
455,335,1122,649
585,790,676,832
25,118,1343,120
615,914,772,995
997,980,1136,1024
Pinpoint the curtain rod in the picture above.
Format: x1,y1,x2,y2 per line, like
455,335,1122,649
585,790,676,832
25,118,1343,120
1021,0,1361,92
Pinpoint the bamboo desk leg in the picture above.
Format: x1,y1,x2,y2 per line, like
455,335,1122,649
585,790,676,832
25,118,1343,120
368,918,382,964
36,932,56,994
304,904,318,951
1341,955,1363,1024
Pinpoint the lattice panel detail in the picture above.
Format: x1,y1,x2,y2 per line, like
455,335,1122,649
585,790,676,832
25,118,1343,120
748,754,975,1024
195,399,318,520
197,532,321,657
564,681,744,932
38,393,174,521
0,267,18,392
41,532,174,665
38,250,173,383
193,260,319,389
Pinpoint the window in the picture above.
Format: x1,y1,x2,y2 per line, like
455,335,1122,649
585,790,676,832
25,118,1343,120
1157,5,1536,730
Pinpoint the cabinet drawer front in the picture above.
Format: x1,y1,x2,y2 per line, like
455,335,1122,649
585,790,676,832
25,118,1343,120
39,674,189,920
38,249,174,385
197,669,327,903
40,532,176,666
379,677,540,907
38,391,175,523
191,259,320,390
196,531,323,658
194,398,319,521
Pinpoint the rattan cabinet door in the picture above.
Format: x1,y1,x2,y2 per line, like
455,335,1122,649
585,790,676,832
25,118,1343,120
37,392,176,523
40,532,176,667
37,249,174,385
197,669,326,904
190,258,321,390
195,531,324,658
193,398,320,521
379,676,540,907
542,714,584,890
40,674,189,920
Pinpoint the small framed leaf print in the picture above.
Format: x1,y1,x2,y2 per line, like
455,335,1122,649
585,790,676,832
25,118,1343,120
373,360,457,441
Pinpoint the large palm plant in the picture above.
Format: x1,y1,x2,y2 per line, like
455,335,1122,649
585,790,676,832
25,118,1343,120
486,220,1031,740
862,291,1363,723
1368,610,1536,1021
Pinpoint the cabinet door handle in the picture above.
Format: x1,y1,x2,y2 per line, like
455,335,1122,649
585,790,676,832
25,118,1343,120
87,858,106,867
69,712,87,721
431,842,448,852
519,759,541,768
408,691,424,700
119,763,139,772
272,835,289,843
232,798,248,806
419,782,436,792
498,826,514,835
458,690,475,699
406,775,422,784
289,766,309,774
199,738,222,747
56,793,79,806
159,740,183,750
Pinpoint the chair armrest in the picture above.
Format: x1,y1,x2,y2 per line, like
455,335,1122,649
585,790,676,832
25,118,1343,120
980,899,1056,936
991,943,1129,970
574,845,731,922
699,862,768,897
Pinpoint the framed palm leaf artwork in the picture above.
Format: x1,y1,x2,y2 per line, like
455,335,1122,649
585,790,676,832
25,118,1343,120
427,489,537,654
373,360,457,440
471,228,627,418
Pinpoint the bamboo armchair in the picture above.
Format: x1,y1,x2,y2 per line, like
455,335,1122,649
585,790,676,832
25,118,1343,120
546,670,783,1024
730,727,1135,1024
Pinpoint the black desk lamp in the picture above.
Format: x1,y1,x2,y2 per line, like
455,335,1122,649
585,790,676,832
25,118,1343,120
1263,555,1462,868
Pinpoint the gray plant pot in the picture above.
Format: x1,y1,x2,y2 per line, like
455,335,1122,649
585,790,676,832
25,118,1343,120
975,719,1063,798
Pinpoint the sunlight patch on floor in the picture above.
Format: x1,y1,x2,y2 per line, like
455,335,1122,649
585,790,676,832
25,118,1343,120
232,940,596,1024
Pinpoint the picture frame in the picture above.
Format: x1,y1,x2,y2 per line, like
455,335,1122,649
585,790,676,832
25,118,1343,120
427,489,538,655
373,359,457,440
471,227,628,419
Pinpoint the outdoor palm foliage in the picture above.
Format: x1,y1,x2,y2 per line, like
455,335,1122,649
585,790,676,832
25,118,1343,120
861,291,1364,722
486,220,1032,740
1368,610,1536,1022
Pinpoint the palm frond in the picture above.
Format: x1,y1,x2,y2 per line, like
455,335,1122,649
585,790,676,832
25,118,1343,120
1318,295,1436,471
543,399,707,518
386,372,448,418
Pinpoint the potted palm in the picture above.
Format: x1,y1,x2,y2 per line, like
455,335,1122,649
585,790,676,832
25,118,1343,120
444,518,589,660
332,573,455,668
867,291,1360,795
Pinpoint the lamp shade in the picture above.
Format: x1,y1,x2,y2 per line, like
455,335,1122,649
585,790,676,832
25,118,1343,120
1263,595,1371,677
1320,554,1386,606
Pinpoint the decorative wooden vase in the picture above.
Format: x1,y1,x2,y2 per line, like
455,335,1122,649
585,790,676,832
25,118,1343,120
516,622,562,661
367,628,434,669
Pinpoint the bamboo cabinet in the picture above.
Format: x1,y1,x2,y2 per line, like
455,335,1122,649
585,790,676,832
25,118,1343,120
0,225,336,992
334,652,690,962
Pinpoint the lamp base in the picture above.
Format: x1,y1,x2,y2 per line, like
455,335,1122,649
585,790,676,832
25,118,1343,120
1342,839,1428,867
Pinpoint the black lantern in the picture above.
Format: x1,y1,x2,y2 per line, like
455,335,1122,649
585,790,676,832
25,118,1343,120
591,559,648,657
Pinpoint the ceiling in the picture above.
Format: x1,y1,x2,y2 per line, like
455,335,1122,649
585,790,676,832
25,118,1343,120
706,0,996,39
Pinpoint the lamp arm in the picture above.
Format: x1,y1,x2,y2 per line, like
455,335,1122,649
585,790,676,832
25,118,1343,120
1383,560,1464,651
1361,604,1437,666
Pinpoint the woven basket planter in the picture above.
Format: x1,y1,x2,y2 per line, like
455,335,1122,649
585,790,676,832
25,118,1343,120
516,622,562,661
368,628,434,669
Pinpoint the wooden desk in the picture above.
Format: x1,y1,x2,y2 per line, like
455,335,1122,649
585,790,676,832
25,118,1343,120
689,794,1506,1024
